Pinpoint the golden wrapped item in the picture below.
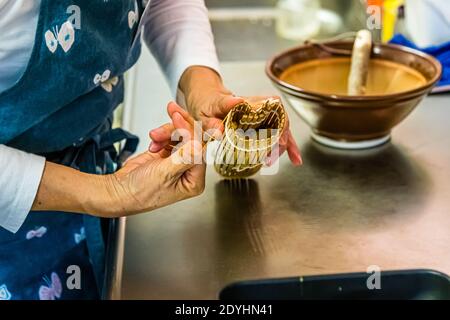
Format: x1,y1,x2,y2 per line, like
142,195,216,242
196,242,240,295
214,98,286,178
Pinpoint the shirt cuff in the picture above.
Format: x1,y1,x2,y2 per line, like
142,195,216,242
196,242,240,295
168,43,221,98
141,0,221,97
145,24,221,97
0,145,45,233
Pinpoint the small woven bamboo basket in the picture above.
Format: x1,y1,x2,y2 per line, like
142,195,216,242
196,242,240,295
214,98,286,178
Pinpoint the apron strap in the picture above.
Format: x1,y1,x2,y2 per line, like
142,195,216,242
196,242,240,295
51,127,139,173
96,128,140,167
43,126,139,296
78,127,139,293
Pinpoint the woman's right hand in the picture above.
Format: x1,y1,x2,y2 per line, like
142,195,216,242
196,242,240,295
32,103,206,218
100,105,205,217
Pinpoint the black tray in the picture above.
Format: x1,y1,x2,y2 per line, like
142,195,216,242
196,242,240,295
220,269,450,300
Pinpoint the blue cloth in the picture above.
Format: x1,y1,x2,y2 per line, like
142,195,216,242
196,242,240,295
390,34,450,89
0,0,141,300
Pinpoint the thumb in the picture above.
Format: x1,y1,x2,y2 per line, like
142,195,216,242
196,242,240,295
163,139,204,177
215,95,244,116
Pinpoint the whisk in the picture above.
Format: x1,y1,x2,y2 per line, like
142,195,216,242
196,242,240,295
213,98,286,179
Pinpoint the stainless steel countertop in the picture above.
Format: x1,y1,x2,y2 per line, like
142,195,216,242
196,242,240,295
120,61,450,299
210,1,367,62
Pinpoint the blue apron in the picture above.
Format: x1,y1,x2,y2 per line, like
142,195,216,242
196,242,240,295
0,0,142,300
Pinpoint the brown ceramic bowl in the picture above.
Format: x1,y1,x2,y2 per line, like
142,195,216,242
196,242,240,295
266,41,442,149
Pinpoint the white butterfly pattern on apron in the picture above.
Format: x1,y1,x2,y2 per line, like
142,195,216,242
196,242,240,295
74,227,86,244
128,1,139,29
26,226,48,240
45,21,75,53
93,69,119,92
39,272,62,300
0,284,12,300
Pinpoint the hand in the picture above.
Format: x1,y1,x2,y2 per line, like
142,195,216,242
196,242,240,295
152,66,302,166
101,108,205,217
32,109,205,218
181,66,244,133
238,96,302,166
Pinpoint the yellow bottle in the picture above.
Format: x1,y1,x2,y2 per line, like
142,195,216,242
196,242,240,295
382,0,404,43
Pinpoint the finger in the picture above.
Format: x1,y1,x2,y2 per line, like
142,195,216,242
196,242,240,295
149,123,174,142
151,141,176,158
265,128,302,167
265,127,288,166
165,140,203,176
167,101,194,125
244,95,281,109
202,94,244,131
179,162,206,195
265,143,287,166
286,131,303,166
171,111,192,133
149,111,194,153
150,108,194,141
158,145,173,158
149,123,174,153
278,127,289,148
265,127,289,164
214,95,245,117
156,112,194,154
171,111,195,145
202,117,225,135
149,141,169,153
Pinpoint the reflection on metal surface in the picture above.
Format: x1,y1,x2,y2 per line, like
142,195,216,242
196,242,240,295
209,1,366,61
103,217,126,300
214,179,278,255
270,141,430,230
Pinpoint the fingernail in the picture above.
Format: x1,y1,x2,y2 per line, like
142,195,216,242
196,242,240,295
296,154,303,166
149,142,158,152
149,128,159,136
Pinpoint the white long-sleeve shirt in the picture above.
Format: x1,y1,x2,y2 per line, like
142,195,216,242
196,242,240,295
0,0,220,233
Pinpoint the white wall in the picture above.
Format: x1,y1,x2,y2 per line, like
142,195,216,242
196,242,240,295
123,47,173,153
